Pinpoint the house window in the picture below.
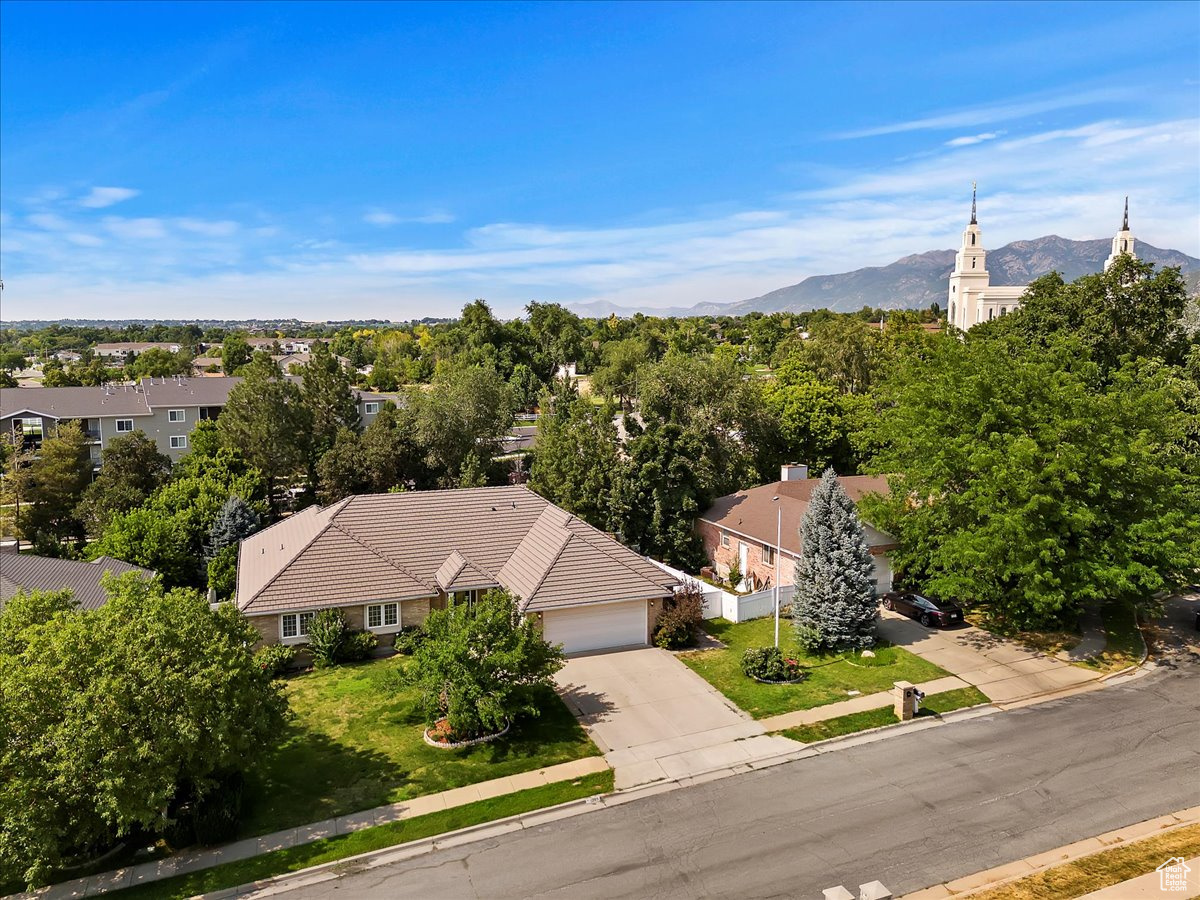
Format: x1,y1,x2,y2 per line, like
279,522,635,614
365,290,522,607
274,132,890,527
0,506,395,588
16,417,42,438
170,435,188,449
367,602,400,629
720,531,730,548
971,258,976,269
762,544,775,566
115,419,134,433
364,401,380,415
281,611,315,640
168,409,185,423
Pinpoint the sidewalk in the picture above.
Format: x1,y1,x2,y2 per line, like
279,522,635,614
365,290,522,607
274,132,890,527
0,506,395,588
30,756,610,899
903,805,1200,899
758,675,971,731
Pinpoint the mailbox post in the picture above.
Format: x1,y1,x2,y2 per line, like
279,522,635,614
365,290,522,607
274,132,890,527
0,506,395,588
893,681,917,721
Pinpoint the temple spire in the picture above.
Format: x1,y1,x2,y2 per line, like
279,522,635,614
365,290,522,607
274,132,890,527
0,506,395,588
970,182,977,225
1122,196,1129,231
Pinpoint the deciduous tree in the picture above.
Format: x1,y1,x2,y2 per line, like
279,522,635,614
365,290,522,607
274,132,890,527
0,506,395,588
76,432,172,533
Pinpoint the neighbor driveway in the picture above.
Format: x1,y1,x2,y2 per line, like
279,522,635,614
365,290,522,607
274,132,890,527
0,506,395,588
878,609,1103,705
554,647,797,788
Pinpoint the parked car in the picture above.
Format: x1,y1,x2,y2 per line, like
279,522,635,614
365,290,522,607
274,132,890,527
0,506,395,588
881,591,964,628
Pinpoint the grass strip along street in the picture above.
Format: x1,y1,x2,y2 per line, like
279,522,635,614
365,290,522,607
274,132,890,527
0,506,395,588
113,771,614,900
779,686,990,744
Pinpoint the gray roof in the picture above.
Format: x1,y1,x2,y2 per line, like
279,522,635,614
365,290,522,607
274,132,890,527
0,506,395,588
0,551,154,610
0,384,152,420
237,485,677,615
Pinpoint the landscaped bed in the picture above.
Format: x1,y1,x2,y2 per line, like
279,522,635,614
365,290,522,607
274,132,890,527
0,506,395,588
679,617,950,718
239,655,601,838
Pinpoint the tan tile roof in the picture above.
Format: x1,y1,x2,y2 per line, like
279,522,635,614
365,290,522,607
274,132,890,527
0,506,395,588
236,486,677,615
700,475,895,556
0,551,153,610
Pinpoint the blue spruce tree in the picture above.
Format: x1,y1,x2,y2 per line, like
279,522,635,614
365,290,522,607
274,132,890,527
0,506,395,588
792,468,878,652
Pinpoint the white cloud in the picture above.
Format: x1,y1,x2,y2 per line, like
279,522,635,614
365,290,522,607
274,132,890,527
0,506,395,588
28,212,70,231
364,209,455,226
79,186,140,208
945,132,1001,147
65,233,104,247
836,87,1129,139
175,218,239,237
101,216,167,240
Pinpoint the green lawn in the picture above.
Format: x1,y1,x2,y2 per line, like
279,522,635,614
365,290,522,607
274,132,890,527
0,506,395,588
239,655,600,838
779,686,991,744
680,617,950,719
113,771,614,900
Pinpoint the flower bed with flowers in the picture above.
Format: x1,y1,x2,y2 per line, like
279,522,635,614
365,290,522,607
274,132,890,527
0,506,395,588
423,717,511,749
741,647,806,684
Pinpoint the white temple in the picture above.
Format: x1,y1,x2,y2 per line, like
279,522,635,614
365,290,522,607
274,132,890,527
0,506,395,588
947,188,1137,331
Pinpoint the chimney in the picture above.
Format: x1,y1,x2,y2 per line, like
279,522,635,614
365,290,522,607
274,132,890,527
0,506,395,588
780,463,809,482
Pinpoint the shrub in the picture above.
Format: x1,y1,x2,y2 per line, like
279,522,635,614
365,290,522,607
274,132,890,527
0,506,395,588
190,771,244,846
307,608,348,668
253,643,296,679
741,646,804,682
726,560,742,590
653,581,705,650
393,625,426,655
341,629,377,662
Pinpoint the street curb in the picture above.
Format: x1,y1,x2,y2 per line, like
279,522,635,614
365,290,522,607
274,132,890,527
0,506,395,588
901,806,1200,898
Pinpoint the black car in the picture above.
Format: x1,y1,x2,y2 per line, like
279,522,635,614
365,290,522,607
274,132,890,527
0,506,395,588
881,591,964,628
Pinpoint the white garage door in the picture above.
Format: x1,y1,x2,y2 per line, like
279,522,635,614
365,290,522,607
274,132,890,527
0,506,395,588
542,600,648,654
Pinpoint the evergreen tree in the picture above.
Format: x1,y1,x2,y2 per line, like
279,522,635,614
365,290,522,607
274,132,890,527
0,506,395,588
792,468,878,652
316,427,371,503
300,341,360,461
208,496,261,554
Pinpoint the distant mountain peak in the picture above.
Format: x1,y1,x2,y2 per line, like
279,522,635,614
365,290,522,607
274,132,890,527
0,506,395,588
568,235,1198,317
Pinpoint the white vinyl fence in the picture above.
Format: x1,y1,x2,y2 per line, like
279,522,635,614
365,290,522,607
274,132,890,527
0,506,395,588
647,559,794,623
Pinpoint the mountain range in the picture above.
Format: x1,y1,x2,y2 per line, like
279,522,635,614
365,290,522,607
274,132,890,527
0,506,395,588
568,236,1200,318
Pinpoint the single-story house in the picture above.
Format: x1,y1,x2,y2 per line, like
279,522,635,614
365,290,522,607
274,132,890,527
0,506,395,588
697,464,896,594
236,485,679,655
0,551,154,610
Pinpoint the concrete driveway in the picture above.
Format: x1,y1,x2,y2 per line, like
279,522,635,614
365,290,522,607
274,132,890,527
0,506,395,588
878,609,1102,705
553,647,797,788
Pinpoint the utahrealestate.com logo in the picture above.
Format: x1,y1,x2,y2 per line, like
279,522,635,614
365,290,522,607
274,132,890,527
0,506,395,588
1156,856,1191,892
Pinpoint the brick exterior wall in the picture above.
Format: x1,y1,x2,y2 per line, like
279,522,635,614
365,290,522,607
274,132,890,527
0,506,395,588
697,519,792,590
246,596,437,650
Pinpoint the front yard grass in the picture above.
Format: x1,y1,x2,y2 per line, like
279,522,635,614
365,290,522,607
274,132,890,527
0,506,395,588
778,685,990,744
113,770,614,900
966,821,1200,900
239,655,600,838
680,617,950,718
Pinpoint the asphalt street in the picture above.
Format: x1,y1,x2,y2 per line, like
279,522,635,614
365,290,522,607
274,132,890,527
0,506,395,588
283,635,1200,899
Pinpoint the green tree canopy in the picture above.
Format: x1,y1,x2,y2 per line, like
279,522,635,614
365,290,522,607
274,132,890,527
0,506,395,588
218,354,311,511
300,340,360,462
0,574,287,887
13,421,93,554
75,431,172,533
221,334,254,375
866,337,1200,629
412,364,514,487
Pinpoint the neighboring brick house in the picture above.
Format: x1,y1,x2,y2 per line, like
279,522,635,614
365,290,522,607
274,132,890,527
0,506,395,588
697,465,896,594
235,485,678,655
0,377,400,466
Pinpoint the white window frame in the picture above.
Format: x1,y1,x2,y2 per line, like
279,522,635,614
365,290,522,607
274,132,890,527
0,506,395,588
762,543,775,566
170,435,188,450
366,602,400,631
280,611,315,643
720,531,730,548
168,408,186,423
115,419,134,433
364,401,380,415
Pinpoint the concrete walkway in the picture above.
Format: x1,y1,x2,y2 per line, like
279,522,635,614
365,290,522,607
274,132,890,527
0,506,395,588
554,647,798,790
759,675,971,731
878,609,1103,705
1058,603,1107,662
28,756,610,899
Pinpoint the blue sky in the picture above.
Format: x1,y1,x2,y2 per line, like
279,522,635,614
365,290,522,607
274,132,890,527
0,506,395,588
2,1,1197,320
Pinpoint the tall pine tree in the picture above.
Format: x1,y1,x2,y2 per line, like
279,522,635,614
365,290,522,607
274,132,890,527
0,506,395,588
792,468,878,652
